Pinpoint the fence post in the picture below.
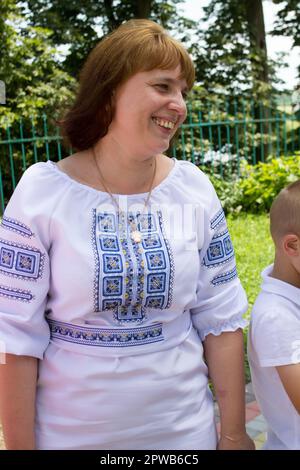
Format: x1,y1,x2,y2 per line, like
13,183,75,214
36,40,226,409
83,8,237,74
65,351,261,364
0,81,5,105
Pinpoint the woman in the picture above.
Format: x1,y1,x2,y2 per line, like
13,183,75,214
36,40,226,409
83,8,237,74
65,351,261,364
0,19,254,450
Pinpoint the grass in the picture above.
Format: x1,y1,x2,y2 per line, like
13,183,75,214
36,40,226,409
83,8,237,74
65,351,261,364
227,213,274,382
228,213,274,317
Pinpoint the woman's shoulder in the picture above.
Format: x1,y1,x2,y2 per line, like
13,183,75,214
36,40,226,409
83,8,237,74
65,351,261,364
21,161,48,176
20,160,57,180
171,160,224,225
176,159,212,183
18,160,69,190
9,160,71,210
174,159,216,195
3,161,70,236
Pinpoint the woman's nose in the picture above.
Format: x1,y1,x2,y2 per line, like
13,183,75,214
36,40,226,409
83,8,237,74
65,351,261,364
168,92,187,118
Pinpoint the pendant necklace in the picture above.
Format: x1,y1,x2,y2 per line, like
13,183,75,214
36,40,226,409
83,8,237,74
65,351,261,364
92,147,157,243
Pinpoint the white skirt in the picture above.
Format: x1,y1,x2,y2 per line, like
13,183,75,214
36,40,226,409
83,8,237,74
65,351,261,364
35,327,217,450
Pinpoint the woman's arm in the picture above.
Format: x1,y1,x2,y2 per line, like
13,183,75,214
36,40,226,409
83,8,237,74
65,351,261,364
0,354,38,450
203,329,255,450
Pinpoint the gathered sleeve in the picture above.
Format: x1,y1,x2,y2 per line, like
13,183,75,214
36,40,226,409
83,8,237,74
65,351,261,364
190,177,248,341
0,164,56,359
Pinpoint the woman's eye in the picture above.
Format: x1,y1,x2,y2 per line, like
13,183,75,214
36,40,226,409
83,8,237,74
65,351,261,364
155,84,169,91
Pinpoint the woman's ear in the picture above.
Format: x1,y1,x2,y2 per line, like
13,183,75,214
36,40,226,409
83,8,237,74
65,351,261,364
283,234,300,257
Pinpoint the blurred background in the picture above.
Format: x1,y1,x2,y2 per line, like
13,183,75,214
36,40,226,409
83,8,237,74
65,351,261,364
0,0,299,210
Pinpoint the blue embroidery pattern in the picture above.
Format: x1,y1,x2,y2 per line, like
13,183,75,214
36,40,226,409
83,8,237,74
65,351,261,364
205,209,238,288
0,284,33,302
92,209,174,326
142,233,161,249
103,276,123,296
0,238,44,281
48,318,164,348
145,251,166,270
210,208,225,230
211,267,238,286
203,229,234,268
0,216,34,238
147,272,166,293
103,254,123,273
98,213,116,232
129,214,147,323
100,235,119,252
158,211,175,308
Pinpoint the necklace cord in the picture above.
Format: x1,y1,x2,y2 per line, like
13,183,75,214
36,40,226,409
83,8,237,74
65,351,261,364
91,146,156,214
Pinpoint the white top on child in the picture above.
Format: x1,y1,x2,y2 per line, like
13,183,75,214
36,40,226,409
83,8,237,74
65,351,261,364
248,264,300,450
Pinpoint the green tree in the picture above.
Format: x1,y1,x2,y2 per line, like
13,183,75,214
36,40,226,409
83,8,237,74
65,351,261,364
192,0,282,99
271,0,300,83
0,1,76,126
24,0,196,78
271,0,300,46
188,0,293,162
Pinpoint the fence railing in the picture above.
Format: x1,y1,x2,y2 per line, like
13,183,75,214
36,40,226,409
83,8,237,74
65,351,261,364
0,97,299,213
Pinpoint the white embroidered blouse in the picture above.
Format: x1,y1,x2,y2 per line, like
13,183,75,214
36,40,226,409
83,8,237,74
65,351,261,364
0,158,247,358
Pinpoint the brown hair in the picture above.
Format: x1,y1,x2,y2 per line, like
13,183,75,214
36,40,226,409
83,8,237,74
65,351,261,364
59,19,195,151
270,179,300,244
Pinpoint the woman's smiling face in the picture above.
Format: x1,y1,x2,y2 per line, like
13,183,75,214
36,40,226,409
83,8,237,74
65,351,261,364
108,65,188,158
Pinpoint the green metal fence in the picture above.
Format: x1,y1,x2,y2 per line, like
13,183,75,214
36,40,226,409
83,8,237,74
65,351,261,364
0,97,299,213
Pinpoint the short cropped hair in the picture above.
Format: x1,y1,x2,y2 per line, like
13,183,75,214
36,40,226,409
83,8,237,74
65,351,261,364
270,179,300,243
59,19,195,151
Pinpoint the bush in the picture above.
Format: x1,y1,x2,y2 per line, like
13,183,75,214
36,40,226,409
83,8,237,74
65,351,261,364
208,154,300,214
209,174,243,214
238,155,300,212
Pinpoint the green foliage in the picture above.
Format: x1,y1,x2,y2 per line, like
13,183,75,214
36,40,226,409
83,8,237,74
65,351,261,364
0,0,195,124
0,4,76,127
192,0,285,99
209,154,300,214
271,0,299,81
272,0,300,48
24,0,196,78
238,154,300,212
209,174,243,214
174,90,300,167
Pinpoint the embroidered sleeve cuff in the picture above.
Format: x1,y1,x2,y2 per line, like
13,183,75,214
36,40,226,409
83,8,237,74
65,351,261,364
197,314,249,341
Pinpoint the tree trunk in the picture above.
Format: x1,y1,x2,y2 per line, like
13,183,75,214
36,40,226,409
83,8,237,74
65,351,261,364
245,0,269,84
104,0,119,31
245,0,270,161
136,0,153,18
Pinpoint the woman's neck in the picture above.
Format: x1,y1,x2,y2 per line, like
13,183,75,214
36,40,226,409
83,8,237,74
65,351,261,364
93,138,158,195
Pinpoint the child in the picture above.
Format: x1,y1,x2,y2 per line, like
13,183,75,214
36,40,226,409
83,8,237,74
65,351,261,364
248,179,300,450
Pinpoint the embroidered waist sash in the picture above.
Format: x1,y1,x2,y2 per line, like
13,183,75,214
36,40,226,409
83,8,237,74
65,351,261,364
47,311,192,357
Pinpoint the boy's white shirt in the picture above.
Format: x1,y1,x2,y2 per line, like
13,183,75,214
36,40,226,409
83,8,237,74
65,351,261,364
248,264,300,450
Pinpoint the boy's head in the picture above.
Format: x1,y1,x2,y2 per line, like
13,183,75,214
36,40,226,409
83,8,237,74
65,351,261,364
270,180,300,272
